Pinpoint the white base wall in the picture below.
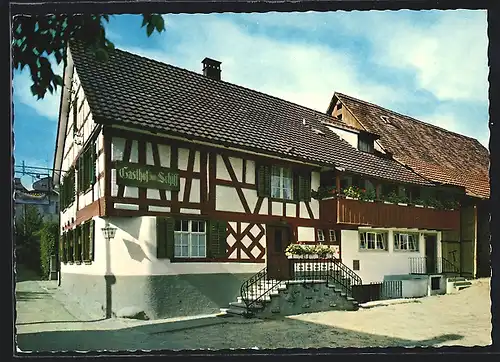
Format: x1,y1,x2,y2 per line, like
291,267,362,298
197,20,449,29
341,229,441,284
60,216,263,277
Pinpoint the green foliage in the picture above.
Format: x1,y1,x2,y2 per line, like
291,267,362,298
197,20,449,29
382,191,409,204
311,186,337,200
15,205,45,274
342,185,376,201
12,13,165,99
285,243,335,258
37,222,59,279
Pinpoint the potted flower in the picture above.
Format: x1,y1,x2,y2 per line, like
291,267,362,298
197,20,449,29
412,198,426,208
315,244,334,259
359,188,376,202
312,186,337,200
342,185,361,200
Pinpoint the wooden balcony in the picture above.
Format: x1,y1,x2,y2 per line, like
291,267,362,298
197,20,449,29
320,197,460,231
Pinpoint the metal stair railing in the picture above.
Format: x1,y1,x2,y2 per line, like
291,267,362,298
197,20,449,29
326,256,362,297
239,267,282,315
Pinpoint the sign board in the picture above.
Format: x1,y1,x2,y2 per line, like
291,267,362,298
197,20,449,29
115,162,180,191
14,190,51,205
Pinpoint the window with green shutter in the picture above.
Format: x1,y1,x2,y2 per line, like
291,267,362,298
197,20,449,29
89,219,95,261
256,163,311,202
157,217,174,259
61,233,67,263
77,142,97,194
208,220,227,259
61,167,76,210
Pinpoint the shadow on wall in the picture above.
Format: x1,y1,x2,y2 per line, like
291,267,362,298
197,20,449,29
15,314,467,352
122,239,151,263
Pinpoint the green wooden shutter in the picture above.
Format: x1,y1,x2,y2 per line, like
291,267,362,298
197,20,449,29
61,234,67,263
303,173,311,202
296,173,312,202
156,218,167,259
165,218,175,260
257,165,271,197
157,218,175,259
208,220,227,258
91,143,97,185
294,173,301,202
89,220,95,261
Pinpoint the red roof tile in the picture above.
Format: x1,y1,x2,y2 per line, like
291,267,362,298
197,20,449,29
334,93,490,199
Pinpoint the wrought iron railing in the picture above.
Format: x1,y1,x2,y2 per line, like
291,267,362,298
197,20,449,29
239,267,283,315
409,256,460,275
239,255,362,316
440,256,460,274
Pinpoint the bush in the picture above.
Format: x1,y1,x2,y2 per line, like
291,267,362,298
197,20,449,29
15,205,44,275
37,221,59,279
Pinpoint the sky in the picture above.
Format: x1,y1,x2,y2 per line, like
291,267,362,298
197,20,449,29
12,10,489,188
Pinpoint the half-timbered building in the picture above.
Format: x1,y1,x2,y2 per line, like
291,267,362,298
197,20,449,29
52,42,467,319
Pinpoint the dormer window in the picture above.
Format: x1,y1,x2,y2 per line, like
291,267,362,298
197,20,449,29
358,133,374,153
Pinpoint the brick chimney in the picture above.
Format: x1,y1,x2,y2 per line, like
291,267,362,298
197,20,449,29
202,57,222,81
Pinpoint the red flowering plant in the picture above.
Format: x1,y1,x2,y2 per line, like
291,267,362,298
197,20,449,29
342,185,376,201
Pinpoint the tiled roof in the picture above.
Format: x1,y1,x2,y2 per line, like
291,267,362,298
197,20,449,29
69,42,433,187
334,93,490,198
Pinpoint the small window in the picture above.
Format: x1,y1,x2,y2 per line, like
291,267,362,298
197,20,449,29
317,229,325,242
271,166,294,200
337,103,343,110
329,230,336,242
353,260,360,271
174,220,207,258
394,232,419,251
337,113,343,121
358,134,374,153
359,231,388,251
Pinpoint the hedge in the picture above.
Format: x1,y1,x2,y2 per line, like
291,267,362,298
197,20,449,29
37,221,59,279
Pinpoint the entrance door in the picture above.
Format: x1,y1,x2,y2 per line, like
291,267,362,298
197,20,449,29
425,234,437,274
266,225,292,280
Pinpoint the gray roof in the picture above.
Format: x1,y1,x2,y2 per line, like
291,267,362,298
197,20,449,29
70,42,434,186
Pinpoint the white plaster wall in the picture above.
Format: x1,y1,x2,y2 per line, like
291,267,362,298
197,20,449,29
216,185,245,212
297,227,315,242
178,148,190,171
216,155,231,181
326,126,358,148
61,216,263,276
341,229,441,284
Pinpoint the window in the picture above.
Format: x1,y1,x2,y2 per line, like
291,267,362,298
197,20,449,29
358,134,374,153
72,96,78,135
174,220,206,258
394,232,419,252
353,260,360,271
78,142,97,193
317,229,325,242
271,166,294,200
60,167,75,210
328,230,337,242
359,231,388,251
257,164,311,202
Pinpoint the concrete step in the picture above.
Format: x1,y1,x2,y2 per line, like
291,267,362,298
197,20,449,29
454,281,472,287
448,277,467,282
222,307,247,316
229,301,264,310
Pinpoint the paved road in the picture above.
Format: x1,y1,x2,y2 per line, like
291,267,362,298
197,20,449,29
15,279,237,352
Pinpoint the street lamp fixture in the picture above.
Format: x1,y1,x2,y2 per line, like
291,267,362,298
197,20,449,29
101,226,117,241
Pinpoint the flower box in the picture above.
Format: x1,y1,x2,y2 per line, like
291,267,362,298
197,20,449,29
398,203,408,206
414,204,424,208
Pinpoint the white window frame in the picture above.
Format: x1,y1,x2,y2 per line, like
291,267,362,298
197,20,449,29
394,232,419,252
317,229,325,242
359,231,388,251
328,229,336,242
270,166,294,200
174,220,207,258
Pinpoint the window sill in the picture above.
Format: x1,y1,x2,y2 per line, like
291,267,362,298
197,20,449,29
393,249,420,253
269,197,299,204
358,249,389,252
83,260,93,265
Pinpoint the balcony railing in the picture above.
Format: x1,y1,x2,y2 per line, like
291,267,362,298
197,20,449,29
409,256,460,275
320,197,460,230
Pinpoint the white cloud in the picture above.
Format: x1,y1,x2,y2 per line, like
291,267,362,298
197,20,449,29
13,62,63,121
114,14,409,113
335,10,489,104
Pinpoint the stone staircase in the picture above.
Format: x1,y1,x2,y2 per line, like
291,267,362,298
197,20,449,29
220,277,359,318
446,276,472,292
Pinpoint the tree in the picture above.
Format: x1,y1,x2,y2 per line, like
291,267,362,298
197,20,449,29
38,221,59,279
15,205,45,274
12,14,165,100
